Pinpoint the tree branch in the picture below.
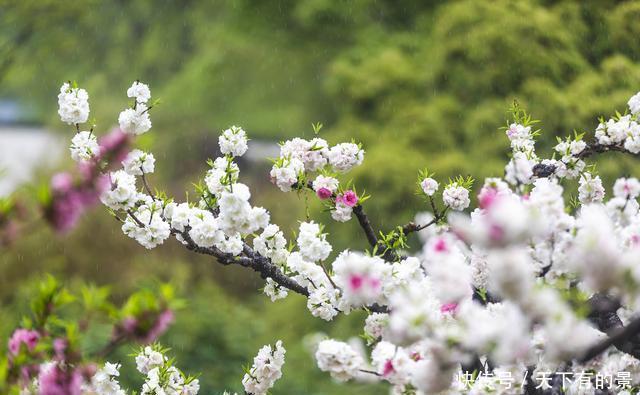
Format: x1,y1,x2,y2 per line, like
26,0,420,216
580,314,640,363
584,294,640,361
352,204,379,248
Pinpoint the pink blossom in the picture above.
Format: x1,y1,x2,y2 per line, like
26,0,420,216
337,190,358,207
143,309,174,344
53,338,67,360
382,360,395,376
477,186,498,210
440,302,458,314
8,328,39,356
317,187,332,200
434,238,448,253
349,275,363,290
488,224,504,242
51,173,73,193
48,191,85,233
120,309,174,344
38,365,82,395
98,128,130,162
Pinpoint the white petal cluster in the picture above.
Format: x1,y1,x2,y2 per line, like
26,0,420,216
315,339,363,381
424,244,472,303
327,142,364,173
123,149,156,175
135,346,200,395
629,91,640,115
505,123,532,148
331,201,353,222
442,183,470,211
253,224,288,264
578,172,605,204
280,137,329,172
218,183,269,235
613,177,640,200
122,202,171,249
219,126,249,157
187,209,225,248
296,221,332,262
505,151,536,185
263,278,289,302
205,157,239,197
364,312,389,341
163,203,242,254
127,81,151,103
332,251,390,308
242,340,286,395
69,131,99,162
420,177,439,196
269,157,304,192
135,346,166,374
312,174,339,194
90,362,126,395
118,104,152,135
101,170,138,210
387,279,443,345
269,138,364,193
58,82,90,125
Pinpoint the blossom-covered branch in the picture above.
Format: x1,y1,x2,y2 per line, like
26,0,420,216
54,80,640,394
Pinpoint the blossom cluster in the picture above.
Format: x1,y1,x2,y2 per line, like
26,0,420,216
56,81,640,394
270,137,365,221
241,340,286,395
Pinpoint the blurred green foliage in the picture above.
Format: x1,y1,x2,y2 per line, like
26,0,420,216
2,0,640,393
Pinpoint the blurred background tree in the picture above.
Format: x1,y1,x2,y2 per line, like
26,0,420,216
2,0,640,393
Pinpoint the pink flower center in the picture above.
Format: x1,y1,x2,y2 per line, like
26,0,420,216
349,275,364,290
340,190,358,207
440,302,458,314
488,224,504,242
478,187,498,209
317,187,332,200
383,360,395,376
434,238,448,253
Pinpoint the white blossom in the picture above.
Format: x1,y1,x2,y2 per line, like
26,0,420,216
333,251,390,307
442,183,470,211
69,131,99,162
315,339,363,381
58,82,90,125
270,157,304,192
127,81,151,103
327,143,364,173
101,170,138,210
578,172,605,204
123,149,156,175
420,177,439,196
242,340,286,395
613,177,640,199
629,91,640,115
297,221,332,262
118,104,152,135
219,126,249,157
312,175,339,194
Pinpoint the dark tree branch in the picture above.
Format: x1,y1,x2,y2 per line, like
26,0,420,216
576,142,631,160
402,218,438,236
174,228,310,296
352,204,379,248
580,314,640,363
585,294,640,361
